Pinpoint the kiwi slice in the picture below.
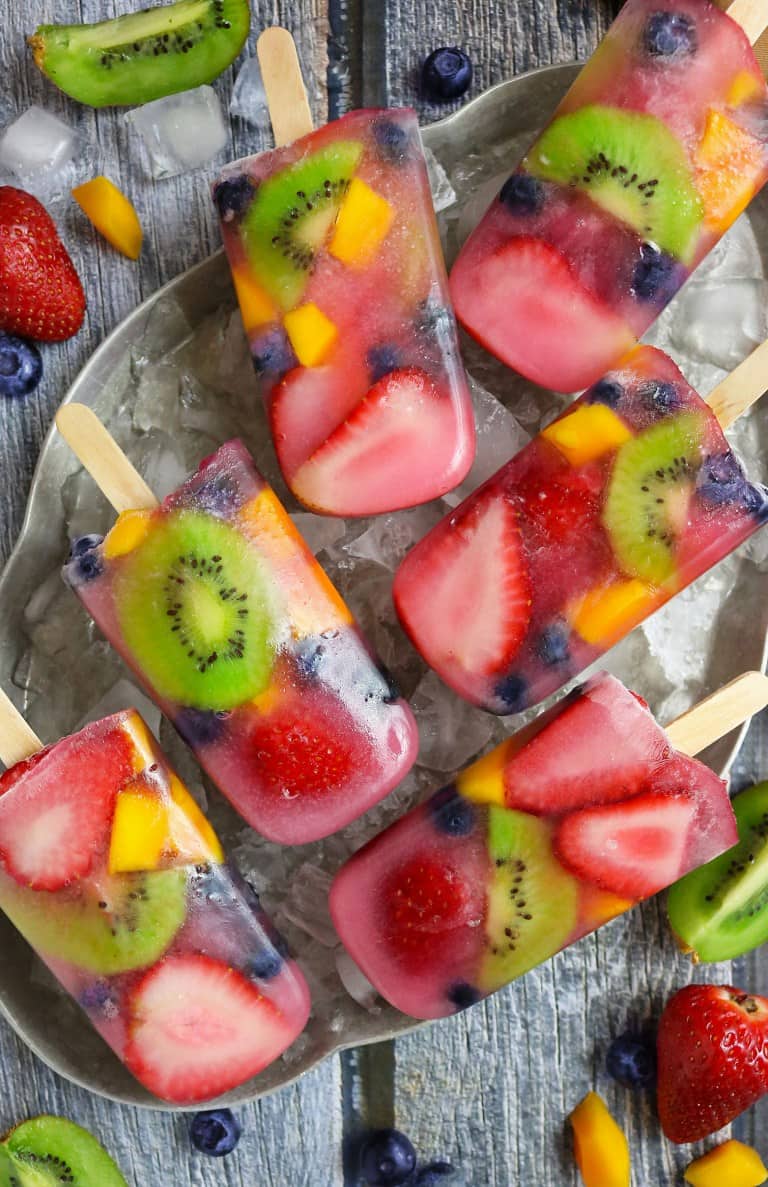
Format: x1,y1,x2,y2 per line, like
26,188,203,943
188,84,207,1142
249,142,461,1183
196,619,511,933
525,105,703,263
603,412,706,586
242,141,364,309
0,1148,18,1187
479,807,579,993
668,782,768,962
114,510,275,711
4,1117,128,1187
29,0,250,109
0,869,187,976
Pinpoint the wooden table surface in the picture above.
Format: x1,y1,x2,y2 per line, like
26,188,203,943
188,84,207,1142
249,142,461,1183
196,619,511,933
1,1,767,1184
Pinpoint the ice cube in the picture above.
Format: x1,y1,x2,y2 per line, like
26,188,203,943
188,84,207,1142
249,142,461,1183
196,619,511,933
230,56,271,132
126,87,229,180
277,863,338,947
344,505,444,571
413,670,495,772
0,106,77,188
423,146,457,213
291,512,347,557
335,949,381,1013
670,279,768,372
443,378,530,507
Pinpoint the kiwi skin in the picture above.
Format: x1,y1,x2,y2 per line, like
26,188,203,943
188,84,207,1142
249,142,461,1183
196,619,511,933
667,782,768,963
29,0,250,109
4,1116,129,1187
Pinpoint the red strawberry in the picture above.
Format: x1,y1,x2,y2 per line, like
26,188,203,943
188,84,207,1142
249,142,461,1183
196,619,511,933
380,855,476,971
291,367,474,516
125,954,304,1104
657,984,768,1143
0,716,132,890
518,468,604,547
0,187,86,341
554,793,696,900
394,489,531,705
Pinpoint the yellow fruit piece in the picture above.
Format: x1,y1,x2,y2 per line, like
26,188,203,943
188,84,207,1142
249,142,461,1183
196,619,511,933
696,109,765,233
328,177,394,268
232,265,277,334
109,785,170,874
104,509,153,560
579,885,635,930
167,775,224,865
123,713,159,774
728,70,764,109
685,1140,768,1187
284,302,338,367
541,405,632,467
569,1092,630,1187
571,579,656,646
456,740,513,806
72,176,143,260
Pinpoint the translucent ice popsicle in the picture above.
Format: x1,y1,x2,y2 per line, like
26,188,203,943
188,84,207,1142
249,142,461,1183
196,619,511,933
0,704,310,1103
215,106,475,516
61,430,419,844
450,0,768,392
330,671,748,1020
394,345,768,714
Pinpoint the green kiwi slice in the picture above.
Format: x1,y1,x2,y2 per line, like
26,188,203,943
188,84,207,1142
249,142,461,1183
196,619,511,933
524,105,703,263
0,1148,18,1187
4,1117,128,1187
479,807,579,993
0,869,187,976
114,510,275,712
668,782,768,962
242,140,364,309
603,412,706,586
29,0,250,109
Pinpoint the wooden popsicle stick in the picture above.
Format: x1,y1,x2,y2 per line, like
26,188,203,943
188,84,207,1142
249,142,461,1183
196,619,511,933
706,338,768,430
0,687,41,768
665,671,768,756
257,27,314,148
55,404,159,515
728,0,768,44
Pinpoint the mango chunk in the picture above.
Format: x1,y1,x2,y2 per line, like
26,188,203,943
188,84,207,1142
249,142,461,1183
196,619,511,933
109,786,169,874
232,265,277,334
727,70,764,109
696,109,765,233
284,302,338,366
569,1092,630,1187
685,1140,768,1187
73,177,143,260
104,509,153,560
455,739,513,806
541,404,631,467
167,775,224,865
328,177,394,267
571,579,656,646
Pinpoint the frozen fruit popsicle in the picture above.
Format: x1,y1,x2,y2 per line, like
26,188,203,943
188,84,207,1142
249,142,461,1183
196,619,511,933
450,0,768,392
394,343,768,714
330,670,768,1020
213,29,475,517
57,407,418,845
0,688,310,1104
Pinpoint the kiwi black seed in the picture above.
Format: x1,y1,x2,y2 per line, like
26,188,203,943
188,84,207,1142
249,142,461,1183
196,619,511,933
29,0,250,108
4,1116,128,1187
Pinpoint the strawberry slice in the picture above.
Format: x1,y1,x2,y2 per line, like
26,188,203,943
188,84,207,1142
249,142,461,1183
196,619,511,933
0,717,132,891
125,954,302,1104
290,367,474,516
555,793,697,900
450,235,634,393
394,490,531,706
0,187,86,342
380,856,477,972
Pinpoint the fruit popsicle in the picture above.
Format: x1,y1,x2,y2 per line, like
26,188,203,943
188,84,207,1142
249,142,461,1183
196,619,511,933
394,344,768,715
0,700,310,1104
60,425,419,845
214,105,475,516
330,671,744,1020
450,0,768,392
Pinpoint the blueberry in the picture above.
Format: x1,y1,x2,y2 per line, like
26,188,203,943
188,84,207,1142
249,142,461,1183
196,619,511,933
246,946,284,981
494,673,529,714
251,328,296,378
415,298,456,340
377,663,401,705
421,47,473,102
373,119,413,164
80,980,114,1011
536,624,571,667
67,538,104,584
416,1163,458,1186
743,482,768,520
69,534,104,559
213,175,256,221
368,344,402,383
632,244,679,303
447,981,482,1012
606,1034,657,1088
359,1130,417,1186
0,333,42,399
193,475,241,516
697,451,748,506
499,174,544,216
190,1109,242,1158
588,378,625,408
428,785,476,837
176,708,230,747
638,380,680,412
643,11,697,57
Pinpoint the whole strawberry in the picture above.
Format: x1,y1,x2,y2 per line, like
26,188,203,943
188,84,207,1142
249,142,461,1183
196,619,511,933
0,187,85,341
657,984,768,1143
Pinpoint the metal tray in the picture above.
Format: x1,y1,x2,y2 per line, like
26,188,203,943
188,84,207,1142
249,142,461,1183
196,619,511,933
0,64,767,1110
